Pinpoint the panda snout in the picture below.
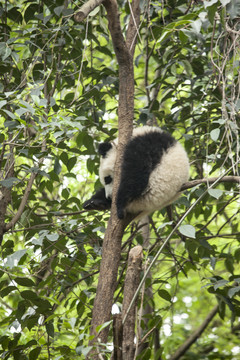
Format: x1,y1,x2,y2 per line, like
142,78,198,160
104,185,113,200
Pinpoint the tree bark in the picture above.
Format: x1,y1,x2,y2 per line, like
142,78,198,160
122,245,143,360
112,314,123,360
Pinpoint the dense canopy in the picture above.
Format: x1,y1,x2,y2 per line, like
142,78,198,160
0,0,240,359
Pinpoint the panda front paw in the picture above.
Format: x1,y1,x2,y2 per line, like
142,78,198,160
83,188,111,211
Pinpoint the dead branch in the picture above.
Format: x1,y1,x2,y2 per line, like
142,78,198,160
112,314,123,360
180,176,240,191
135,217,156,357
122,245,143,360
169,305,219,360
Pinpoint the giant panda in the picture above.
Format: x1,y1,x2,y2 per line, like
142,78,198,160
83,126,189,219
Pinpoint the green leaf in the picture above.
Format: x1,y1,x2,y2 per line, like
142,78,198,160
6,250,27,268
2,47,11,61
46,234,59,242
54,6,64,16
60,151,68,165
158,289,172,302
29,347,41,360
45,322,54,338
67,157,77,172
213,279,228,290
227,0,240,19
206,3,218,23
1,286,17,297
179,225,196,239
228,286,240,298
54,157,62,175
181,59,192,76
0,100,7,108
62,188,69,199
24,3,38,23
179,30,189,44
208,188,223,199
0,177,20,188
204,0,218,8
15,277,35,287
76,346,92,356
225,258,234,274
210,128,220,141
96,320,112,334
21,290,39,301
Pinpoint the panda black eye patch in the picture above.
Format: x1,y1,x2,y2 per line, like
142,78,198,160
104,176,112,185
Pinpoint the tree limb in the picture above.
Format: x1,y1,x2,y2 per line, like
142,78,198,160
169,305,219,360
180,176,240,191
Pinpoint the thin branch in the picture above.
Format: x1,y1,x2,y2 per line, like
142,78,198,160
180,175,240,191
4,141,47,232
169,305,219,360
4,172,36,232
126,0,141,56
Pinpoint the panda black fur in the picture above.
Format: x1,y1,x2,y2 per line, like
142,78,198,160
84,126,189,219
83,187,111,211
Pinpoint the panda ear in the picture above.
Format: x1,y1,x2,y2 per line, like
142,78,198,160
98,142,112,157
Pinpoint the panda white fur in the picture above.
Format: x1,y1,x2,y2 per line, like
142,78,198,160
84,126,189,219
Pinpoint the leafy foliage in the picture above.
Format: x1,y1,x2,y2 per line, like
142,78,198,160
0,0,239,359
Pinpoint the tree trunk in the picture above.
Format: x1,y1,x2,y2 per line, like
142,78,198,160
74,0,140,358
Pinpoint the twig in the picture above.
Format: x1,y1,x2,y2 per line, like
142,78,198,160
169,305,219,360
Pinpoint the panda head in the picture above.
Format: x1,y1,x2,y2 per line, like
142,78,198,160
98,141,117,199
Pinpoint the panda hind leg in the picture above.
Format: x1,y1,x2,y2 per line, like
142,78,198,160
116,183,138,219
